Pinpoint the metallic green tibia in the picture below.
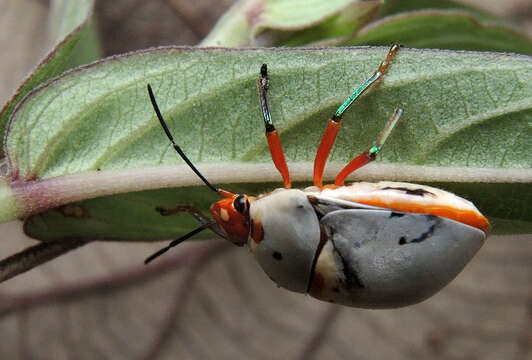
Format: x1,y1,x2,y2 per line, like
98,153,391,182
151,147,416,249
335,71,381,118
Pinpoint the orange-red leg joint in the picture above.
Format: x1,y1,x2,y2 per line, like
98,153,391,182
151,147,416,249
378,43,401,74
266,130,291,188
334,150,375,186
313,119,341,188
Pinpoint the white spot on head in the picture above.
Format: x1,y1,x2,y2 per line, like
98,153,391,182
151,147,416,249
220,208,229,222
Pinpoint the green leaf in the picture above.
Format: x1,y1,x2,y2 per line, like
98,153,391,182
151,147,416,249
344,10,532,54
257,1,382,47
2,47,531,238
259,0,369,28
0,0,99,157
377,0,495,21
200,0,380,47
49,0,96,44
0,175,22,223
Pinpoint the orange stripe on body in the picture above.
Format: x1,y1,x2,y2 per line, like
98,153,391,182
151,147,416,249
356,199,490,232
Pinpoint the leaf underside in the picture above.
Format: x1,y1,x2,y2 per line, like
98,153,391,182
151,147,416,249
2,47,531,238
0,0,98,157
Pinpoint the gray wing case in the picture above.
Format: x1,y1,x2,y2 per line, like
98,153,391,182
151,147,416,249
308,209,486,308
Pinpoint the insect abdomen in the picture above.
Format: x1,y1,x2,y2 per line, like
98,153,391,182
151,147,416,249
308,209,486,308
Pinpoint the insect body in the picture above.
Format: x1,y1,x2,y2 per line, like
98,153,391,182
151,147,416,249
146,45,489,308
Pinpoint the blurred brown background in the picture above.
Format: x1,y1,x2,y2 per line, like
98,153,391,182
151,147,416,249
0,0,531,359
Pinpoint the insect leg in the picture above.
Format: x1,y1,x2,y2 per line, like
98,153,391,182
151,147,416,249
258,64,291,188
156,204,210,221
156,205,227,238
334,108,403,186
313,44,401,187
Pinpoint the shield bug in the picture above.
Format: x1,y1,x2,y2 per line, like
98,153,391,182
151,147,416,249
145,45,489,308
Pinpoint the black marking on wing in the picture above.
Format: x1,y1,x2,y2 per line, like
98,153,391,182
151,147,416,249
382,186,435,197
272,251,283,261
307,225,329,293
399,215,440,245
331,235,365,289
390,211,405,218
